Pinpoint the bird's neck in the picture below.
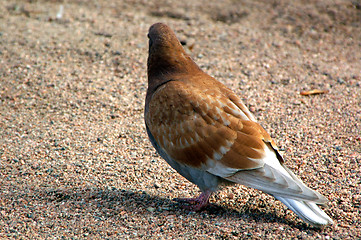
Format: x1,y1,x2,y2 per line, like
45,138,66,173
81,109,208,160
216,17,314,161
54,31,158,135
147,50,201,94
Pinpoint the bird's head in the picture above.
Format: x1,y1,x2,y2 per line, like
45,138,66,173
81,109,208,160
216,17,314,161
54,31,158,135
147,23,182,56
146,23,200,83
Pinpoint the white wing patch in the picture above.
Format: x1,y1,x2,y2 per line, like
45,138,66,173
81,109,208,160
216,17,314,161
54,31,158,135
261,144,290,177
226,100,251,120
212,151,223,161
207,144,285,178
221,114,231,126
219,146,229,155
206,161,240,177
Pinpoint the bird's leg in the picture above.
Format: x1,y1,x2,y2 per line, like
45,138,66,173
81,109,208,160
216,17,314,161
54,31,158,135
173,190,212,211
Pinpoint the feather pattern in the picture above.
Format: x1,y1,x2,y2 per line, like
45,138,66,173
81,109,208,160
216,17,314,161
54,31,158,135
145,22,333,227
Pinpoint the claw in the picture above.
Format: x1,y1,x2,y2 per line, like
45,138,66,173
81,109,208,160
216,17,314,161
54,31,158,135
173,190,212,211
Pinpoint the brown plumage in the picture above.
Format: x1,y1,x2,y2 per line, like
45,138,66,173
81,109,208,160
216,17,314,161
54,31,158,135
144,23,333,227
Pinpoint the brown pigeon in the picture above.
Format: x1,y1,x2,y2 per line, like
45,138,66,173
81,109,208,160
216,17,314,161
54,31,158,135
144,22,333,227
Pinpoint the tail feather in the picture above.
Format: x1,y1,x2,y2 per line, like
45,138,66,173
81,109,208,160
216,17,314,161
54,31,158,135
224,163,332,227
225,164,327,203
275,196,333,227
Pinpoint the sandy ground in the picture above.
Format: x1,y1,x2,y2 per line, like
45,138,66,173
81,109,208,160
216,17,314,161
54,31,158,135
0,0,360,239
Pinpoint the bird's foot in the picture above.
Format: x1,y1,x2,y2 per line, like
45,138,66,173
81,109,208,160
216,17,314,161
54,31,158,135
173,190,212,211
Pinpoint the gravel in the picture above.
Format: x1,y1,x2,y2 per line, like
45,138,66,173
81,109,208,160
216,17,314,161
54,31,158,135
0,0,360,239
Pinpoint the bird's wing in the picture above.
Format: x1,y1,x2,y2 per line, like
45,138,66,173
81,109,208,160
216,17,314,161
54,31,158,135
145,78,327,204
225,156,328,203
145,80,277,176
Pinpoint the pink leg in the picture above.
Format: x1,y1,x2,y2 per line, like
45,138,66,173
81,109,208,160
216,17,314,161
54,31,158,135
173,190,212,211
